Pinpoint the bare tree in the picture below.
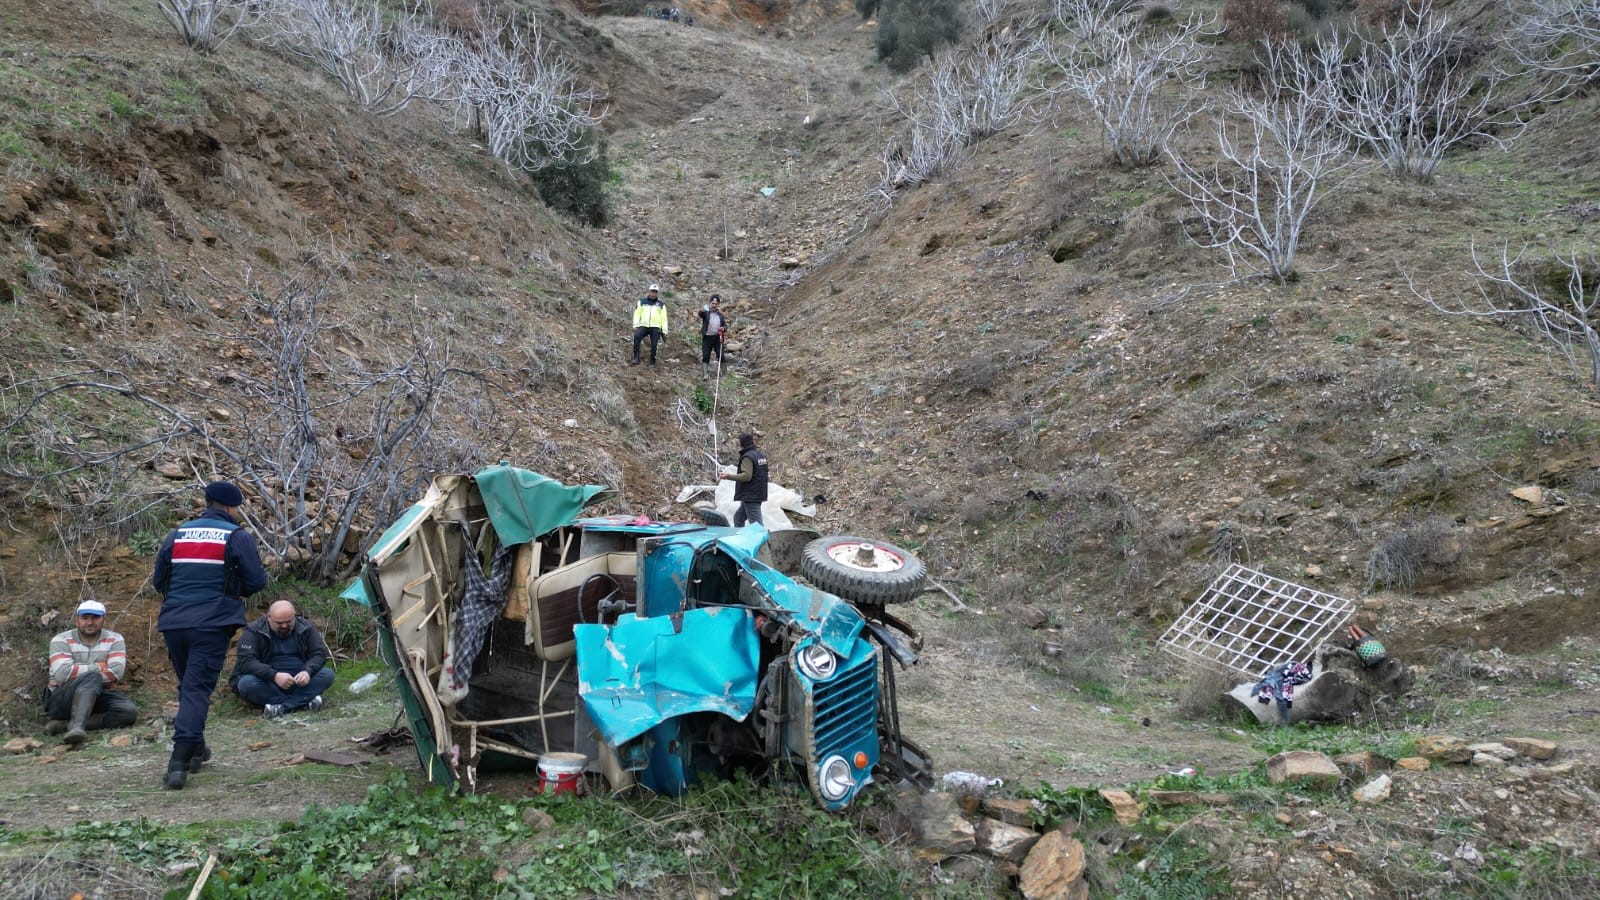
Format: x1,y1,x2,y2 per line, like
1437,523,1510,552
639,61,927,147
1324,0,1525,183
1,265,492,582
1413,243,1600,389
1044,0,1214,167
1510,0,1600,84
459,14,605,172
1167,42,1360,283
251,0,430,116
156,0,260,54
876,27,1041,197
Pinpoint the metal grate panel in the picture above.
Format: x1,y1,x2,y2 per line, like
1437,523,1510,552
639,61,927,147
812,653,879,759
1158,564,1355,678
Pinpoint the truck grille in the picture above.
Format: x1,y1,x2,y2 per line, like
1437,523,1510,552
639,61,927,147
811,652,878,759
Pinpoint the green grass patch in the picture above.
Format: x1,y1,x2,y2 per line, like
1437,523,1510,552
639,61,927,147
189,772,910,898
1114,841,1230,899
1247,720,1414,761
12,773,914,898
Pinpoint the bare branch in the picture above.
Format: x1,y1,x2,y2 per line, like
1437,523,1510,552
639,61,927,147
251,0,431,116
1166,41,1361,283
1412,243,1600,389
1,262,491,583
1509,0,1600,84
1325,0,1534,183
155,0,260,54
1043,0,1216,168
875,27,1042,198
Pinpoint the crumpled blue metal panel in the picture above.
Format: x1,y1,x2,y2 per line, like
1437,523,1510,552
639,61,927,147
575,607,759,746
722,546,865,657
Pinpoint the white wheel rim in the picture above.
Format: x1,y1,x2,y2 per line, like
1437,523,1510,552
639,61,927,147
825,541,905,574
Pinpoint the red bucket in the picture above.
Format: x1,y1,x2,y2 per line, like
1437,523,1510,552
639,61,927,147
537,752,587,795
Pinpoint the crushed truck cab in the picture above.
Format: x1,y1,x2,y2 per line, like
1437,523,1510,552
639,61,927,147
353,464,931,810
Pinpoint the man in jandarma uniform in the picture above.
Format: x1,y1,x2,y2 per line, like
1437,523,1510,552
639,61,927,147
152,480,268,789
720,431,769,527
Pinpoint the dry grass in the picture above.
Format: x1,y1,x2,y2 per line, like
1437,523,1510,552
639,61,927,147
1365,516,1466,591
1173,661,1238,721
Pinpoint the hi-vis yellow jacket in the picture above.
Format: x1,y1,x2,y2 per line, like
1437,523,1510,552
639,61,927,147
633,299,669,334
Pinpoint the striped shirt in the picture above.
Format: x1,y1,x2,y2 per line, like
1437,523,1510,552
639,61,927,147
48,629,127,689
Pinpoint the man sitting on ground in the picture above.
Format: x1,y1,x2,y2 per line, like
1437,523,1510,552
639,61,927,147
45,600,138,744
229,600,335,719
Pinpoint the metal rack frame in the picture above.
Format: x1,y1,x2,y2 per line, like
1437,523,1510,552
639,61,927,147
1158,564,1355,678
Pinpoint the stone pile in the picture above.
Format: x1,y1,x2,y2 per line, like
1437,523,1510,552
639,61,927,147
899,734,1577,897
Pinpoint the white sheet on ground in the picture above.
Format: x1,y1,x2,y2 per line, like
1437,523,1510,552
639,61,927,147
675,474,816,531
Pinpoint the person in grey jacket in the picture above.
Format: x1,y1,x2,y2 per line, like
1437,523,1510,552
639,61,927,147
228,600,334,719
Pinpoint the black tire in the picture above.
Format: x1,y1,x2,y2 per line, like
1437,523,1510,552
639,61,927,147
694,506,730,527
800,535,927,605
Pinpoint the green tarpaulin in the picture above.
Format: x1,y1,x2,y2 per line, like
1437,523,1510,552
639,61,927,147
473,463,611,545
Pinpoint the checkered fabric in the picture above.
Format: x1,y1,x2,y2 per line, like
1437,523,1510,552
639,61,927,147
446,541,515,697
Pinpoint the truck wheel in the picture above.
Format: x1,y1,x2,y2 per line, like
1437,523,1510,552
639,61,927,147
801,535,927,605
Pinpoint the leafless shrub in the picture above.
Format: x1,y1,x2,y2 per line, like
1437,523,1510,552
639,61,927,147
446,13,604,172
252,0,430,116
959,489,1000,526
1510,0,1600,84
1431,648,1475,688
901,483,947,520
1327,0,1531,183
1365,516,1464,590
877,27,1041,197
1044,0,1215,167
584,379,638,434
1167,41,1359,283
1412,243,1600,389
0,262,488,583
156,0,260,53
1207,521,1250,574
1040,613,1125,687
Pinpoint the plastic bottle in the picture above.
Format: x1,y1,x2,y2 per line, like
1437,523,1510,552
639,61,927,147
349,673,381,695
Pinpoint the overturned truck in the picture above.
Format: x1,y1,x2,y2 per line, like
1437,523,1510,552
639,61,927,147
352,464,932,810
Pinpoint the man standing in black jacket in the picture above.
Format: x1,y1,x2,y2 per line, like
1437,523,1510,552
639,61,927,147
230,600,335,719
720,431,769,527
152,480,268,789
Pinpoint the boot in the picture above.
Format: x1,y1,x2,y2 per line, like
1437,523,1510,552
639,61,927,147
165,742,195,790
188,741,212,774
83,714,106,731
63,690,95,746
44,720,67,736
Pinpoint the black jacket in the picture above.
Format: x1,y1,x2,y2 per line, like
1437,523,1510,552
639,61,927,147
228,614,329,690
731,447,769,502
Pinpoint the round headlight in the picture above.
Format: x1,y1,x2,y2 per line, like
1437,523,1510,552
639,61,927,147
818,755,855,802
794,643,837,681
